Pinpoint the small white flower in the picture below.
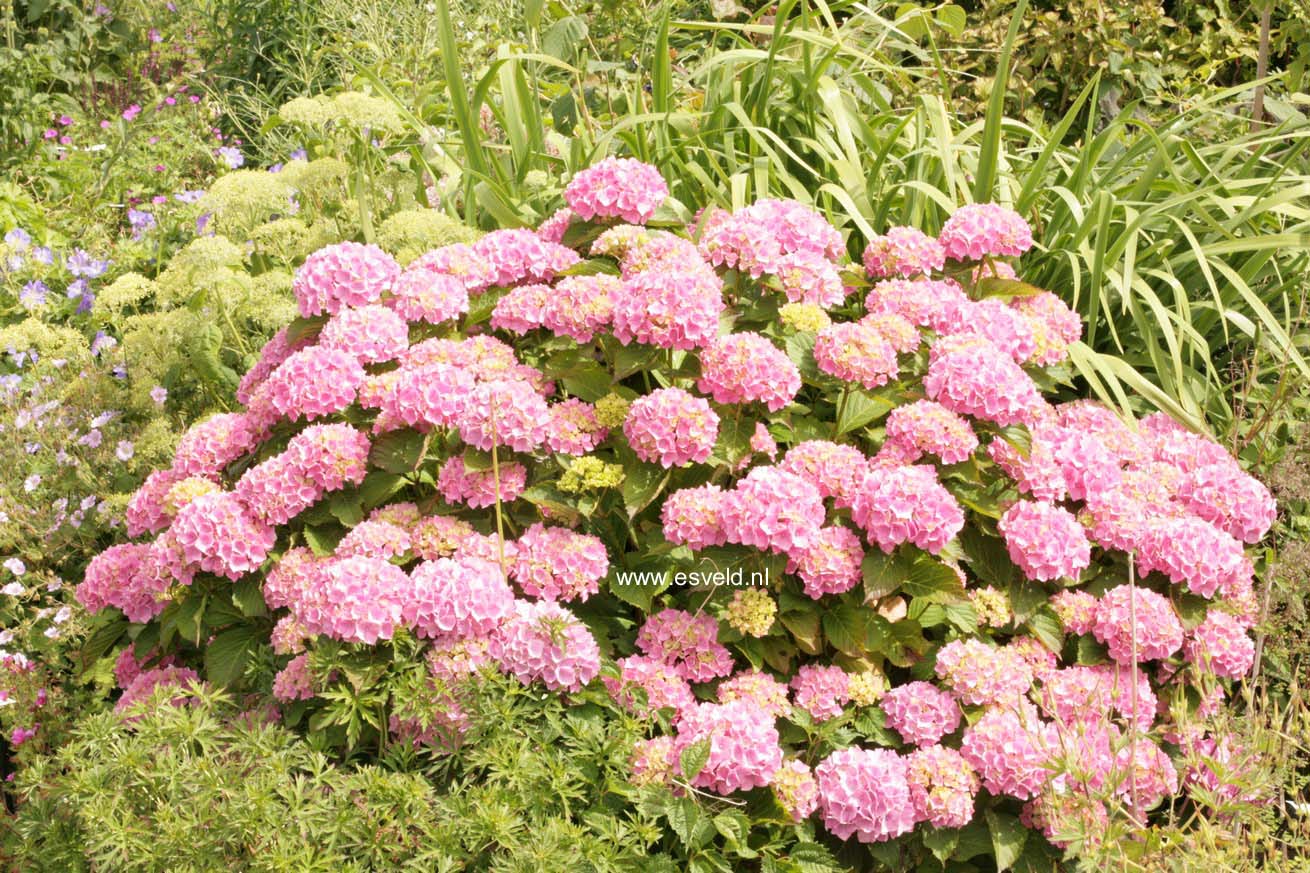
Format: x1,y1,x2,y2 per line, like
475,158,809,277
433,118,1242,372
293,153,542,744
2,582,25,596
43,626,59,639
54,606,71,624
23,474,40,492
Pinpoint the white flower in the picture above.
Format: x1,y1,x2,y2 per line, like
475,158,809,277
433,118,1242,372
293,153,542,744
23,474,40,492
54,606,71,624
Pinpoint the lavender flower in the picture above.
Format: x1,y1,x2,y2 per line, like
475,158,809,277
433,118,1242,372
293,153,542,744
4,228,31,250
19,281,47,310
217,146,244,168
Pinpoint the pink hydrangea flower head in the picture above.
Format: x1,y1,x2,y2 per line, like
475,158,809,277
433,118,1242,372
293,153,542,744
603,654,696,715
850,464,964,555
75,543,172,623
881,681,962,747
426,635,495,683
1050,589,1099,635
234,451,323,525
883,399,979,465
564,157,668,224
630,735,678,786
635,608,733,683
1183,610,1255,679
371,362,476,432
611,262,724,350
512,523,609,602
1091,585,1184,665
539,274,618,343
262,547,325,611
623,388,719,467
813,320,899,390
786,524,864,598
126,468,192,536
674,700,783,794
285,423,372,491
293,241,399,317
457,379,551,452
408,242,493,292
272,653,315,702
777,440,869,508
988,430,1067,503
437,454,527,509
865,278,970,331
260,346,366,421
998,500,1091,582
815,747,916,843
536,206,575,243
925,335,1044,426
319,304,410,364
661,484,729,550
717,670,791,717
750,421,778,458
386,267,469,324
1011,291,1082,365
772,249,847,308
1177,462,1276,544
862,226,946,278
410,515,476,560
490,282,552,334
335,519,412,560
938,202,1034,261
545,398,609,455
115,666,202,717
906,745,980,828
469,229,581,289
943,298,1038,363
173,412,265,477
697,332,801,411
237,326,314,405
790,664,851,722
935,638,1034,706
405,557,516,639
1113,738,1180,812
295,555,411,644
772,759,820,821
491,599,601,692
720,466,826,554
169,491,275,580
1135,516,1250,599
959,707,1052,800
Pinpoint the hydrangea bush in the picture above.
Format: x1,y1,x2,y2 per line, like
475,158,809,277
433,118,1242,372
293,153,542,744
75,158,1277,868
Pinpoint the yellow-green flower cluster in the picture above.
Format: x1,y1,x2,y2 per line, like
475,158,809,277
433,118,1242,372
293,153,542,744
593,393,631,428
95,272,157,315
779,302,831,333
968,586,1012,628
847,668,889,706
558,456,625,493
377,208,478,265
199,171,295,239
725,588,777,637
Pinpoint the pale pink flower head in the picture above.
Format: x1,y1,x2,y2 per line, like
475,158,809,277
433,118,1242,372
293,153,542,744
604,654,696,716
169,491,276,581
259,346,366,421
173,412,265,478
536,206,575,243
959,706,1052,800
661,484,729,551
635,608,733,683
234,451,322,526
1011,291,1082,365
697,332,801,411
630,736,678,786
126,468,192,536
1183,610,1255,679
540,274,617,343
935,638,1034,707
470,229,581,289
371,362,476,432
491,599,601,692
437,454,527,509
564,157,668,224
490,282,552,334
405,557,516,639
623,387,719,467
865,278,970,331
813,320,899,390
925,335,1044,426
777,440,869,508
906,745,979,829
272,653,315,702
512,522,609,602
850,464,964,555
772,759,820,822
1135,515,1250,599
998,500,1091,582
545,398,608,455
611,262,724,350
938,202,1034,261
786,524,864,599
673,700,783,795
943,298,1038,363
319,304,410,364
75,543,172,623
1091,584,1184,665
285,423,372,491
294,555,411,644
237,326,314,405
386,267,470,324
883,399,978,465
790,665,851,722
881,681,962,747
717,670,791,717
815,747,916,843
1176,462,1277,545
1050,589,1099,635
721,465,826,554
293,241,399,317
750,421,778,458
862,226,946,278
457,379,551,452
335,520,411,560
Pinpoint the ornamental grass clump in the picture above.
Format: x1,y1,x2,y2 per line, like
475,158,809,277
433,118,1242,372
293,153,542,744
77,156,1278,866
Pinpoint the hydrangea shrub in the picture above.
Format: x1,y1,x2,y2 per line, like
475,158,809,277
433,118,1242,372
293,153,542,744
76,158,1276,867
